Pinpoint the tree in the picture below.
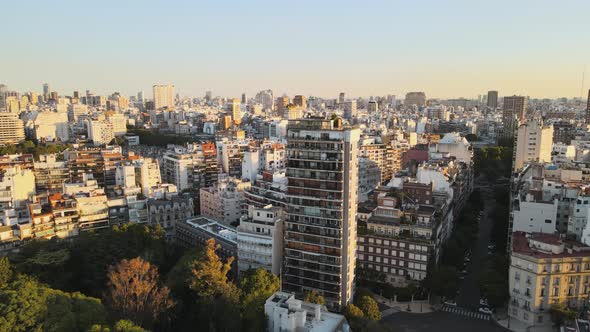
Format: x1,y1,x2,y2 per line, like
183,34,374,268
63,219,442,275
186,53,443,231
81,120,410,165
356,295,381,320
190,238,238,302
550,303,577,326
304,289,325,305
189,238,241,331
88,320,147,332
105,257,174,328
424,266,458,298
0,257,12,285
240,269,280,332
0,275,108,332
344,304,365,321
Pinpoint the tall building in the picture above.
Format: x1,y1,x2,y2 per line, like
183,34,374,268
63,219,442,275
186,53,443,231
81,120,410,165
0,113,25,144
153,84,175,110
338,92,345,105
227,98,241,124
276,96,290,113
513,118,553,171
241,93,247,104
283,117,360,310
367,100,378,113
0,84,7,111
503,95,527,124
42,83,50,97
292,95,307,109
586,89,590,124
343,100,357,119
405,92,426,107
487,90,498,109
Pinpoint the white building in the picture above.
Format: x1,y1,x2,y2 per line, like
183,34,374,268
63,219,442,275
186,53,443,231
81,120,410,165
264,292,349,332
511,194,558,234
32,111,69,142
237,205,284,275
87,119,114,146
429,132,473,163
514,118,554,171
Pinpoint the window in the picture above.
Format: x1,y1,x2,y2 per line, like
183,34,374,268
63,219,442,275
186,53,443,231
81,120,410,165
544,219,552,224
368,247,374,253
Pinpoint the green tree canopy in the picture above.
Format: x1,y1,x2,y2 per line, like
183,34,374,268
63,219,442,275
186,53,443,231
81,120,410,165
303,289,325,305
240,269,280,332
0,275,108,332
355,295,381,321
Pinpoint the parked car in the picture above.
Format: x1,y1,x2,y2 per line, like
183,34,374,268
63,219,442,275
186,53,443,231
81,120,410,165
479,307,493,315
444,300,457,307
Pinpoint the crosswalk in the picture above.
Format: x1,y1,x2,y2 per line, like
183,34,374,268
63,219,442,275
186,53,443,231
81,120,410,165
441,305,491,321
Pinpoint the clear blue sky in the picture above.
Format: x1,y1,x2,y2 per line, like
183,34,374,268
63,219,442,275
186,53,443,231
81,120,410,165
1,0,589,99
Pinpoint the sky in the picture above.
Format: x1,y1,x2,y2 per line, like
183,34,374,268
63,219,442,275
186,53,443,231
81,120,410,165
1,0,589,99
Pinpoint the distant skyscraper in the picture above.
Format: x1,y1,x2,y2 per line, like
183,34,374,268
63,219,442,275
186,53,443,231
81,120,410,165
205,91,212,102
153,84,175,110
405,92,426,107
276,96,290,113
73,91,80,99
0,84,7,111
137,91,144,103
367,100,378,113
502,95,527,124
255,89,274,110
227,98,241,124
292,95,307,109
43,83,50,96
338,92,345,104
586,89,590,124
343,100,357,119
283,117,360,310
241,93,247,104
487,90,498,109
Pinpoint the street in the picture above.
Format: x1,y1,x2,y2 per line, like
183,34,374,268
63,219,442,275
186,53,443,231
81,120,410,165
456,185,497,309
382,311,508,332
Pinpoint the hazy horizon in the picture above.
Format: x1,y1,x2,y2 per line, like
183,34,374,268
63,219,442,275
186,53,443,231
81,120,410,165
2,0,589,100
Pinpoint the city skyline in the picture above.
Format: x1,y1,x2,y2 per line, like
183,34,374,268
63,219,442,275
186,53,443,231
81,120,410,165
1,0,589,99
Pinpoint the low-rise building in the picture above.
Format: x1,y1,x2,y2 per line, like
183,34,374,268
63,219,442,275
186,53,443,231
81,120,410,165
509,232,590,329
264,291,349,332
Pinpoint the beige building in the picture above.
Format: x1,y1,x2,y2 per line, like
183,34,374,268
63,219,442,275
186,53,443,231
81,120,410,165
283,117,360,310
153,84,175,110
513,118,553,171
509,232,590,328
0,113,25,145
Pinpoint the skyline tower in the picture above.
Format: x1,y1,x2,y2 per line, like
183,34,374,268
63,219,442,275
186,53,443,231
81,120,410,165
502,95,527,124
153,84,175,110
283,117,360,310
487,90,498,109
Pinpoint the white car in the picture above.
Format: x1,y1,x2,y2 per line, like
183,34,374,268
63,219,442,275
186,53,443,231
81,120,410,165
444,300,457,307
479,307,493,315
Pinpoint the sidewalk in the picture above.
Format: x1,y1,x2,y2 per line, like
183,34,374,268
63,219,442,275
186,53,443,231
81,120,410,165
495,315,555,332
372,293,434,315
